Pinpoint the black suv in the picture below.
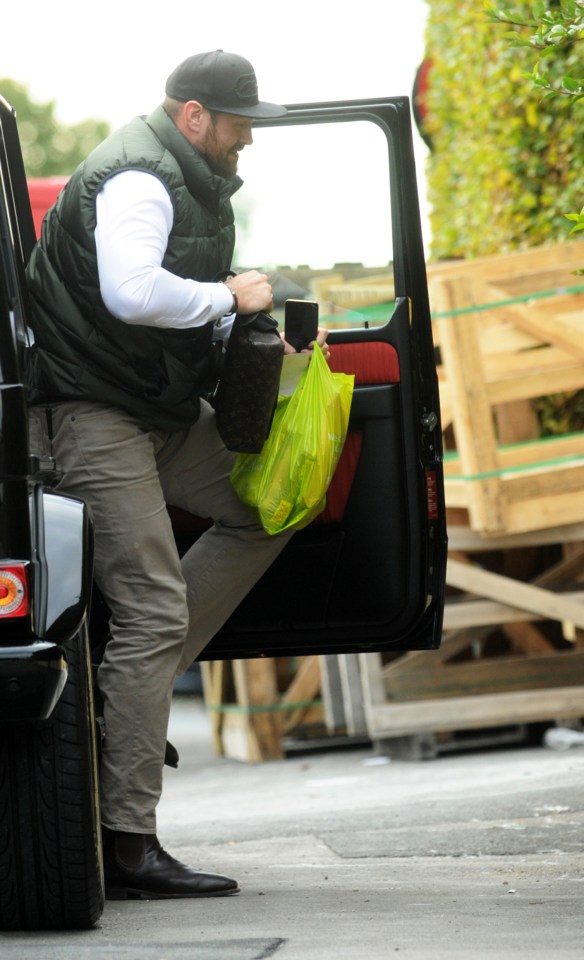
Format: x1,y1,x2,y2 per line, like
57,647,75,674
0,93,447,930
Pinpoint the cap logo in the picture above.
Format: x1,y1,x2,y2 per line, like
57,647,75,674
235,72,258,103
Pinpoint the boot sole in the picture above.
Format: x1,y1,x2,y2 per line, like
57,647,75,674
105,884,240,900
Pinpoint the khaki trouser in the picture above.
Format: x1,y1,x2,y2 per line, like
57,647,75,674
29,400,291,833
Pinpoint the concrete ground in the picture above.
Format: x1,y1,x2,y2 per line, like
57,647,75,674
4,696,584,959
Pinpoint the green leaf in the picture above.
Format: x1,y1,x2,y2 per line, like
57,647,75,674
565,208,584,233
562,75,583,93
488,6,510,21
546,24,569,43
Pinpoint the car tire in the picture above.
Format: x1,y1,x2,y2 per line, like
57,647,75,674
0,622,104,930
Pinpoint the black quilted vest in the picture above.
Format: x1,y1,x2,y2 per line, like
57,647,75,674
25,105,242,430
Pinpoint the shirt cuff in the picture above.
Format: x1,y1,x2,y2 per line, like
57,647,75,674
214,281,236,319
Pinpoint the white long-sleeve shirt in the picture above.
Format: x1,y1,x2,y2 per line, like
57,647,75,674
94,169,235,340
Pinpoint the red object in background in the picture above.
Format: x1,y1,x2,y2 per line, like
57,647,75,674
27,177,68,238
412,58,433,150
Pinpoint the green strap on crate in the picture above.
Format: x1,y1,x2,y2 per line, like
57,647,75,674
445,435,584,480
448,456,584,481
433,283,584,319
321,282,584,326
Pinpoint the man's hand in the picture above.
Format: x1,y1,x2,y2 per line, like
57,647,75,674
282,326,330,362
310,327,330,362
228,270,274,314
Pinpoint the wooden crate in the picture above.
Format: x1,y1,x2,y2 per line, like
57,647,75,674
311,271,394,314
428,241,584,537
318,529,584,755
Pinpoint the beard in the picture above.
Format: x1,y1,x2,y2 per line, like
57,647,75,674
198,125,241,178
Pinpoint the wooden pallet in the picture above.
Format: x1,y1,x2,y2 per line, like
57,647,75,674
319,531,584,756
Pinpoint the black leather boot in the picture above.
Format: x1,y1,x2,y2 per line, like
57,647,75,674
102,827,239,899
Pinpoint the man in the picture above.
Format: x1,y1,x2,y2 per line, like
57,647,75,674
26,50,327,901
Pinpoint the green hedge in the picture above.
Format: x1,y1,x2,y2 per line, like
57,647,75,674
423,0,584,260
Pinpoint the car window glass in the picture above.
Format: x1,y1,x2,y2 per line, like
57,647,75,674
232,119,394,331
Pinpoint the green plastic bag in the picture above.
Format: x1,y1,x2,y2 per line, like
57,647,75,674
230,344,354,535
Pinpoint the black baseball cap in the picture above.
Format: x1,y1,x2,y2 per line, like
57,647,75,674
165,50,287,119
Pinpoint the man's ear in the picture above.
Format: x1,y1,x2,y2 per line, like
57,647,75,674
182,100,206,133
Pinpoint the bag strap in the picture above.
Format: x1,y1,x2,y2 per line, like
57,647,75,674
214,270,279,333
215,269,237,283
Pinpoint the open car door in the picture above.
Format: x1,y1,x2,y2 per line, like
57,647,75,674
198,98,447,660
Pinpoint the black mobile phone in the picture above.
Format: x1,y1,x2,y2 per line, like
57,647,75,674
284,299,319,352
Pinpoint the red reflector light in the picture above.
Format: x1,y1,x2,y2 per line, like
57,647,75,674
0,565,28,617
425,470,439,521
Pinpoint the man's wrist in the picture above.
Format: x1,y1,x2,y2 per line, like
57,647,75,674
221,278,239,315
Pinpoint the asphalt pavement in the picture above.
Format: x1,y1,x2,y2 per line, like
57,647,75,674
3,695,584,959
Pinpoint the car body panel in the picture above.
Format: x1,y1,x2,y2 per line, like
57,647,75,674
0,96,93,721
